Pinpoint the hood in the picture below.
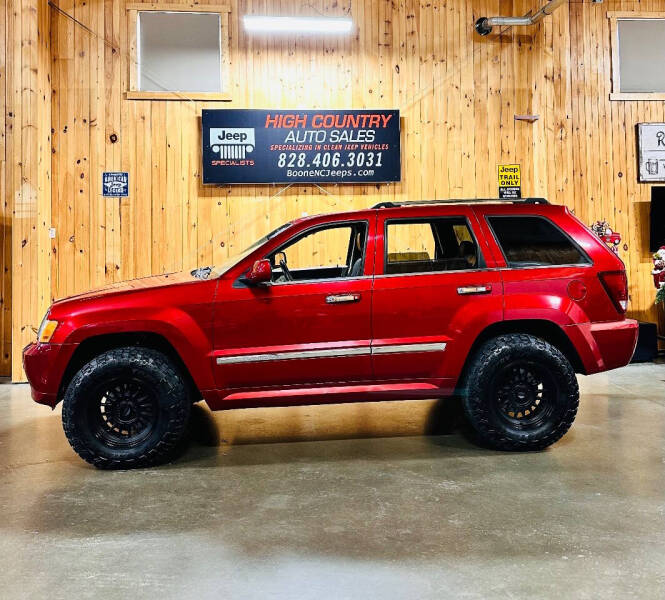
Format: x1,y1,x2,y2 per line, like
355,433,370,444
52,271,198,306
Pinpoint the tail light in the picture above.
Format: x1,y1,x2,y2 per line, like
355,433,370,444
598,271,628,314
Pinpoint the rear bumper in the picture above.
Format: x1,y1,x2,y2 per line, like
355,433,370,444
22,342,77,408
566,319,639,374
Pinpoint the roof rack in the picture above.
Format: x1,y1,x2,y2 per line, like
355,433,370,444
372,198,549,209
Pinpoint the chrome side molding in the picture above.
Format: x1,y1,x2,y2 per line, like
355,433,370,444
216,341,447,365
371,342,447,355
216,347,370,365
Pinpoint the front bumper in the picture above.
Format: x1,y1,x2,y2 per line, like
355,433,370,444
22,342,77,407
566,319,639,374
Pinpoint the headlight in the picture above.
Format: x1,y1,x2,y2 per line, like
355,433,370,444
37,313,59,343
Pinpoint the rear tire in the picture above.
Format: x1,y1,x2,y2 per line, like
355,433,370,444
461,334,579,451
62,347,191,469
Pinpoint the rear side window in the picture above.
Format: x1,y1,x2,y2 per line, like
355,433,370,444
385,218,482,275
487,216,590,267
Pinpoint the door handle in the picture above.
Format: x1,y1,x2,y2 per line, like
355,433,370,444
457,285,492,295
326,293,361,304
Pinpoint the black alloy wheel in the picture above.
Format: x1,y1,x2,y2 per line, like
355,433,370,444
87,377,160,448
491,360,558,429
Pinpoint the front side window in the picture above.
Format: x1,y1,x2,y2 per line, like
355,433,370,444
268,222,368,283
385,218,481,275
487,216,590,268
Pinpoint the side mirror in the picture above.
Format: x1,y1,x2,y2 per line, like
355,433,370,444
245,259,272,285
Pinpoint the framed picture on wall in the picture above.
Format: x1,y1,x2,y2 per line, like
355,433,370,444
638,123,665,182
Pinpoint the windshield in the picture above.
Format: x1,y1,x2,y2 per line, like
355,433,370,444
208,222,293,278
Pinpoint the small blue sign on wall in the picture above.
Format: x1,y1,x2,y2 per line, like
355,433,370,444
102,172,129,197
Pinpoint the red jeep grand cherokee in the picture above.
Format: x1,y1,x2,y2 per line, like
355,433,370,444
23,199,638,468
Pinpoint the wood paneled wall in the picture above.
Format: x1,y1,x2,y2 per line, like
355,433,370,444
3,0,664,379
3,0,51,379
0,1,10,376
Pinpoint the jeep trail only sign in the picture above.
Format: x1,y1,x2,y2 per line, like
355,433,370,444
201,109,401,184
497,164,521,199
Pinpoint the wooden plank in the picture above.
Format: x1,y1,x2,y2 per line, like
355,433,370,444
105,0,121,284
485,1,501,199
37,0,52,327
420,0,433,201
608,15,620,96
89,0,107,289
13,0,37,380
0,1,5,163
126,91,233,101
165,101,183,272
7,0,51,379
0,0,11,374
610,92,665,102
135,100,152,277
220,11,231,95
458,0,474,199
606,10,665,18
127,9,137,93
74,0,91,294
6,0,20,376
120,0,136,284
125,3,231,13
151,101,167,273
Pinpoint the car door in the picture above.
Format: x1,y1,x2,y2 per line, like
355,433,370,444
371,208,503,388
212,218,375,390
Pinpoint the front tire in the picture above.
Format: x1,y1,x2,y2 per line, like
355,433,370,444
462,334,579,451
62,347,191,469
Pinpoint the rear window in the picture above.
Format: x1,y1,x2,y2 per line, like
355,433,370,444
487,216,590,267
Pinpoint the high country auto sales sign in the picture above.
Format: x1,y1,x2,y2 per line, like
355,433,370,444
202,109,401,184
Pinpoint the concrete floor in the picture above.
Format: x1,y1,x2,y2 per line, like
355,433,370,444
1,364,665,599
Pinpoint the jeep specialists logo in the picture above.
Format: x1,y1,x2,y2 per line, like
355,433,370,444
210,128,256,159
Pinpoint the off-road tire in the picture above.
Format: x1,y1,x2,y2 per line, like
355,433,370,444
461,334,579,451
62,347,191,469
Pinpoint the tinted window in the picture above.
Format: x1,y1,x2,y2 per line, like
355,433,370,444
385,218,481,275
487,216,589,267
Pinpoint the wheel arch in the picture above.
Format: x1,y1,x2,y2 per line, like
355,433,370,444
456,319,586,393
57,332,201,403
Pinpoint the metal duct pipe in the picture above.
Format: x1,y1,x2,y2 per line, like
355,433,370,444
475,0,567,36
